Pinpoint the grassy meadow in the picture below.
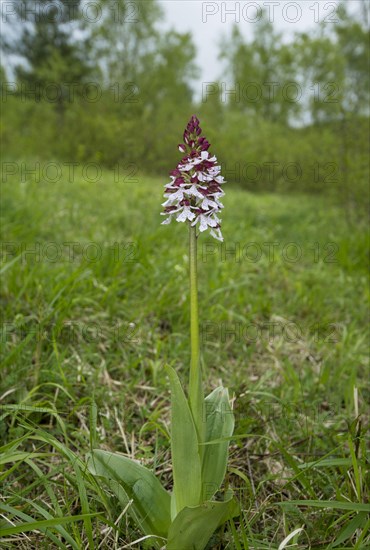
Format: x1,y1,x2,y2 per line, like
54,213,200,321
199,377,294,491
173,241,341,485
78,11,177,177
0,171,369,548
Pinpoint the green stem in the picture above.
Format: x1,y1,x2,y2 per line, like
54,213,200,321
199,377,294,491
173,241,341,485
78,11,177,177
189,224,204,449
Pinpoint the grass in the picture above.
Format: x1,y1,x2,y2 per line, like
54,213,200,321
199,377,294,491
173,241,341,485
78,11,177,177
0,170,369,548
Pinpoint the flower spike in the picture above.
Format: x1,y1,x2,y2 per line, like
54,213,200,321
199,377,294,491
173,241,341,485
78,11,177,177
161,116,226,241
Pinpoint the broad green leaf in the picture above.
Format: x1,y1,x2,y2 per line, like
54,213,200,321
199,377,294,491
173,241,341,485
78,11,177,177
87,450,171,537
201,386,234,501
166,366,202,516
167,491,239,550
93,476,164,549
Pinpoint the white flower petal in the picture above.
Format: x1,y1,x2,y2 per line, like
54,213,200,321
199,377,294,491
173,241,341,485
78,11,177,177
176,206,196,223
210,228,223,241
173,189,185,200
198,172,213,182
188,184,204,199
201,198,218,210
176,210,187,222
199,217,208,232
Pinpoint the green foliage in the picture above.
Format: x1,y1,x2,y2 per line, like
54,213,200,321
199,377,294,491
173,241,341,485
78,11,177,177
167,490,238,550
1,0,369,545
3,0,95,100
220,18,299,124
211,5,369,212
201,387,234,501
1,173,369,547
166,365,202,515
86,449,171,538
86,368,236,548
2,1,368,212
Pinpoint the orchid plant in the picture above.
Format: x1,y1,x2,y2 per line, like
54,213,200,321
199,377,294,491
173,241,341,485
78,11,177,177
87,116,238,549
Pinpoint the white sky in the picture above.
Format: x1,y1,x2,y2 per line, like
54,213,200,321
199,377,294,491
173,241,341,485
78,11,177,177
159,0,366,86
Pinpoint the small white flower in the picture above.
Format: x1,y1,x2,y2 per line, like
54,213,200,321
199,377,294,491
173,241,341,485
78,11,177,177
162,189,185,205
193,151,210,165
198,172,214,182
210,227,224,241
187,185,205,199
193,214,218,232
201,197,218,210
176,206,196,222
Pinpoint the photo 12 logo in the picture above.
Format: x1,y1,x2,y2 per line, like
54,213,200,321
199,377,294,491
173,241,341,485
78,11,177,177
1,241,139,264
216,161,339,185
201,241,339,264
1,82,140,104
1,161,139,184
1,320,140,344
202,2,340,24
201,320,344,344
1,1,141,24
202,82,341,105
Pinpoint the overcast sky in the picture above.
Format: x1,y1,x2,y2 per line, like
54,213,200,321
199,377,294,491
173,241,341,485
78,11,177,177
159,0,365,86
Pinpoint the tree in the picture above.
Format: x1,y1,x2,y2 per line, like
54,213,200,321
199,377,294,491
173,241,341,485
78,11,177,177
2,0,96,112
220,15,300,125
334,3,370,116
293,1,369,213
92,0,161,85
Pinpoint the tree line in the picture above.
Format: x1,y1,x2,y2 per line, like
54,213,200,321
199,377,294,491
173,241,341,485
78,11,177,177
1,0,369,213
